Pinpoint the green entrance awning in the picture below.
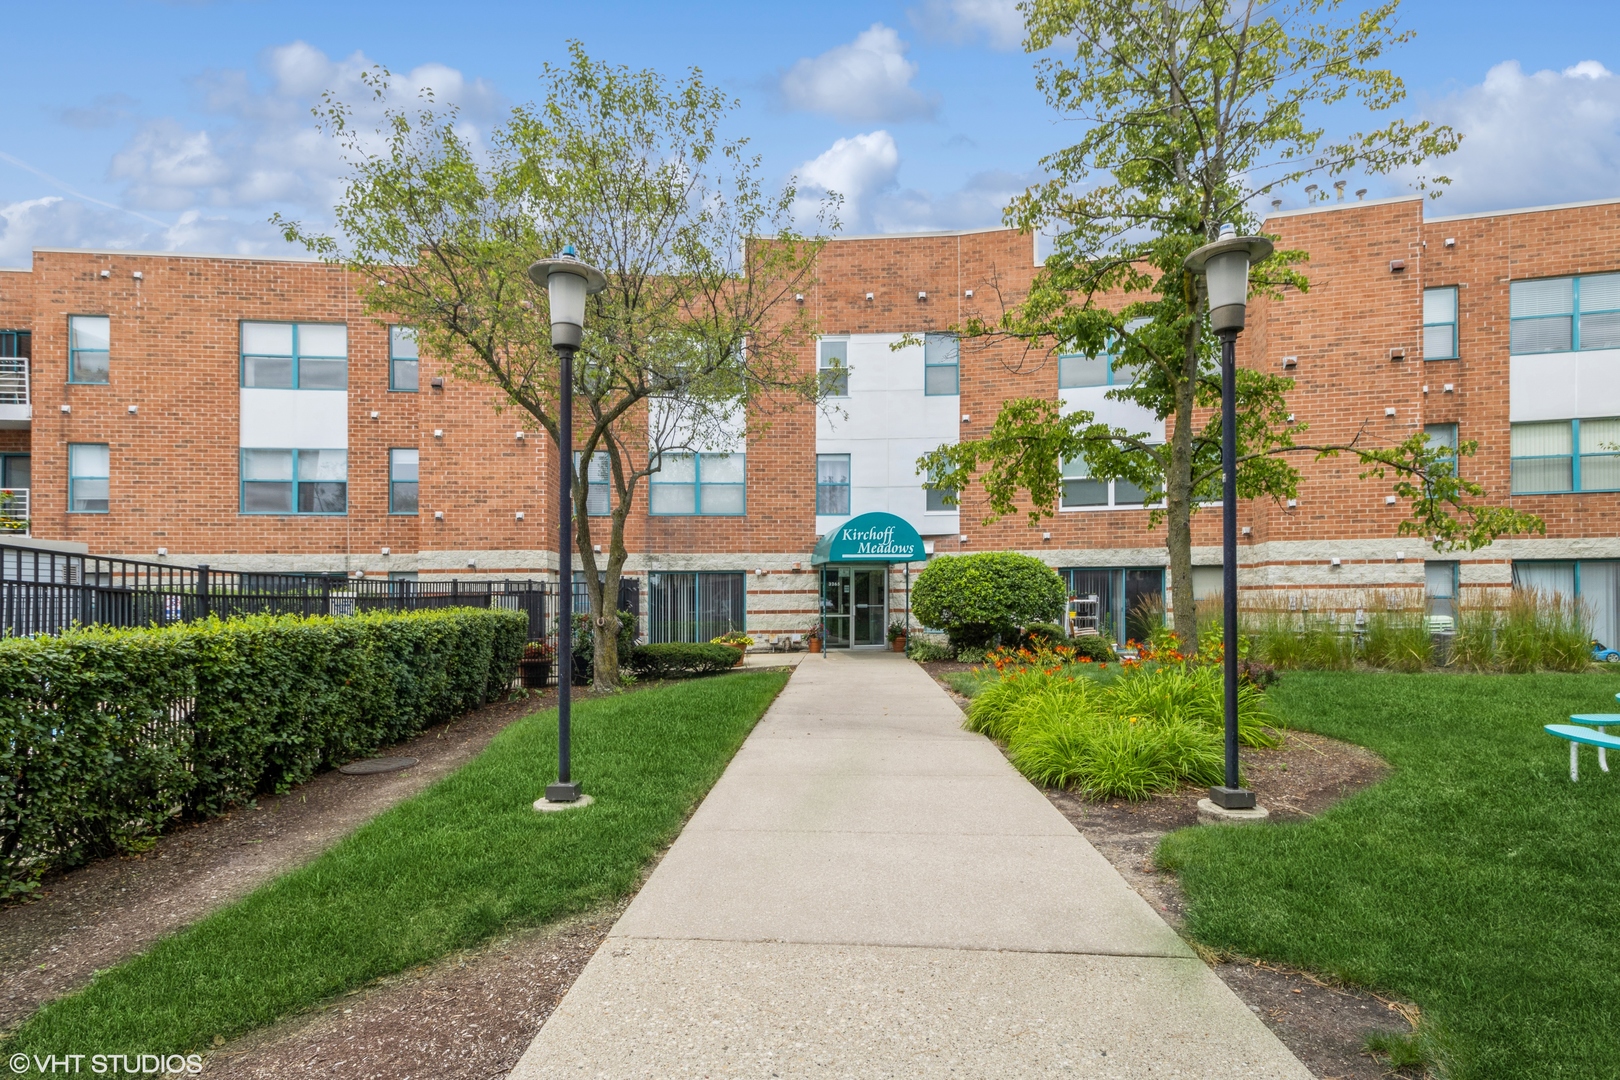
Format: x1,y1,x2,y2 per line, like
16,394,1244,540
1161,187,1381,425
811,512,926,565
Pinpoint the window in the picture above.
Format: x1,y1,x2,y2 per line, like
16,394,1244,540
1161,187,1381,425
924,332,959,395
1424,422,1459,483
68,316,110,384
574,451,612,516
1057,317,1150,388
1426,561,1458,620
67,443,109,513
1510,419,1620,494
649,452,745,515
1060,567,1164,647
240,322,348,389
389,326,419,391
1512,559,1620,657
1060,454,1154,508
1510,273,1620,354
241,449,347,514
647,571,745,643
816,454,850,515
389,449,419,514
818,338,848,396
922,465,957,512
1423,287,1458,360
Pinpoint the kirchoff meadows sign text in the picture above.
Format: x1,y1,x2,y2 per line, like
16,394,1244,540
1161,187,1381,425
812,512,926,564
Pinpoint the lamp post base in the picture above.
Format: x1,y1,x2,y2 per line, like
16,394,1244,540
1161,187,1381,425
1197,798,1269,825
1207,785,1257,810
534,791,593,813
545,781,584,803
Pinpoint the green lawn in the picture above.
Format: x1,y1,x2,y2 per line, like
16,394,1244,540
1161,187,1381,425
1157,671,1620,1080
2,671,788,1065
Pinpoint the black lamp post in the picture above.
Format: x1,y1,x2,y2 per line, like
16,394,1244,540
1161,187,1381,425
528,247,606,804
1184,223,1273,811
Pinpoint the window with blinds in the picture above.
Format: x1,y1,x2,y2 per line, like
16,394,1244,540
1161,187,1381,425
1510,418,1620,493
1510,274,1620,354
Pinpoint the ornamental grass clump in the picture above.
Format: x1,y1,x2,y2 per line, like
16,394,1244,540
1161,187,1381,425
964,656,1281,800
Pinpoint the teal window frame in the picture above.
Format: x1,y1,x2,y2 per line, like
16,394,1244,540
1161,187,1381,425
1508,418,1620,494
1423,286,1458,360
818,338,849,397
67,442,110,514
574,450,613,517
389,448,419,515
923,332,960,396
239,321,349,390
648,452,746,516
239,448,349,515
1510,274,1620,355
68,315,110,385
1060,453,1156,509
1057,317,1150,388
389,326,419,392
816,454,850,515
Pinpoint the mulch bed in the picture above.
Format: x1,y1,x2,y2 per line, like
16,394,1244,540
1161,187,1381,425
926,662,1425,1080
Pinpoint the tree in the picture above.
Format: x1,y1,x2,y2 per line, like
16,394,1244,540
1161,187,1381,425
280,45,830,689
916,0,1541,653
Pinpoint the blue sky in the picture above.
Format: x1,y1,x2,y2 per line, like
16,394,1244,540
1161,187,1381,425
1,0,1617,266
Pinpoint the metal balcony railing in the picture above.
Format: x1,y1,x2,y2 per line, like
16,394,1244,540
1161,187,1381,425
0,356,26,406
0,488,26,532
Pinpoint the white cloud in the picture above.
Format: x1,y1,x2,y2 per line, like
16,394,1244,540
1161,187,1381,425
792,130,1029,234
0,194,291,268
780,25,938,123
908,0,1025,51
1414,59,1620,212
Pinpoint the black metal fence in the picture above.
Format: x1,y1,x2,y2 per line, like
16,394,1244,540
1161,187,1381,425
1,542,559,641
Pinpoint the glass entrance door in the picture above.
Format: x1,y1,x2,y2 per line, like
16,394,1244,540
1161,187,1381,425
821,566,888,647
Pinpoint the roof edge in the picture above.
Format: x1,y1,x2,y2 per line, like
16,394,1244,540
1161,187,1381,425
1264,194,1423,221
1425,194,1620,224
820,223,1021,244
30,246,328,264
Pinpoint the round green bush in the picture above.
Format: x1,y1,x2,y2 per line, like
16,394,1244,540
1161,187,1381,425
912,553,1066,648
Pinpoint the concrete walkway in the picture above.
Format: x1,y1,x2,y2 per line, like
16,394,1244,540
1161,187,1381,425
511,651,1311,1079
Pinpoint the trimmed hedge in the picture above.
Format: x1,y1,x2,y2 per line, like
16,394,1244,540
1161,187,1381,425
0,607,526,897
625,642,743,679
911,552,1067,648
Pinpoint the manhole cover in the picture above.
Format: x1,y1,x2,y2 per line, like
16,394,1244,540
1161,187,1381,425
338,756,419,775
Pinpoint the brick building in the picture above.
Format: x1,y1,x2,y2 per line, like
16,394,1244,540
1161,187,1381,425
2,193,1617,647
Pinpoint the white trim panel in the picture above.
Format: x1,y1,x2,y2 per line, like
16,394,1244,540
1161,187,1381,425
1509,349,1620,422
239,389,348,449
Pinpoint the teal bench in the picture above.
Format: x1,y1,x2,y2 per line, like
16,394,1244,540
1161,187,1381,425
1546,721,1620,781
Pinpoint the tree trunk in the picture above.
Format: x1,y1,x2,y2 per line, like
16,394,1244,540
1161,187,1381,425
1165,328,1202,655
574,492,626,694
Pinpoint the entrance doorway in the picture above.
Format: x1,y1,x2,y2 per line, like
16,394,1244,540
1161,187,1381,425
821,566,887,647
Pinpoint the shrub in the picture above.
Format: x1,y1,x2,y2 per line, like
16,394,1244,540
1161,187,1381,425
1020,622,1067,648
906,638,954,662
624,642,742,679
0,608,526,898
1067,634,1119,662
911,553,1066,648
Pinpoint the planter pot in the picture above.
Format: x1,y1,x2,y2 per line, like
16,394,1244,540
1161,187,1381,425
733,649,746,667
808,638,822,653
891,635,907,652
518,658,553,689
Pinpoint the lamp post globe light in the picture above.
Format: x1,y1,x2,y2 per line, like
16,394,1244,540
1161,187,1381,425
1184,224,1273,811
527,247,607,805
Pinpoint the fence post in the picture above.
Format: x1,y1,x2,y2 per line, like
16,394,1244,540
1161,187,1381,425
197,564,210,621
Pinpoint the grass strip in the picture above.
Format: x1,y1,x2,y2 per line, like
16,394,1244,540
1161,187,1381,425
3,670,789,1063
1157,671,1620,1079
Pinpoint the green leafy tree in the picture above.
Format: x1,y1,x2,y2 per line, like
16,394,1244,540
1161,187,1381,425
911,552,1067,648
917,0,1541,653
280,45,832,689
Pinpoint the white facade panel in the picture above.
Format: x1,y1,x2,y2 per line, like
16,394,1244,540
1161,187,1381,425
1058,385,1165,437
239,389,348,449
1510,349,1620,422
817,333,960,539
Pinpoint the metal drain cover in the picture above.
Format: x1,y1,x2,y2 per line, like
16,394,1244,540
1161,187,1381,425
338,756,419,775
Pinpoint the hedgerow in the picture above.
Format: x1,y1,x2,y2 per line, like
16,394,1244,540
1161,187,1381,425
625,642,742,679
0,607,526,898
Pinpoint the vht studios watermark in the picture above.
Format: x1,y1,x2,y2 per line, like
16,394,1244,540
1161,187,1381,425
9,1055,204,1076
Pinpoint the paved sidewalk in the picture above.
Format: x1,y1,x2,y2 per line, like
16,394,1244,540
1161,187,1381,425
511,651,1311,1079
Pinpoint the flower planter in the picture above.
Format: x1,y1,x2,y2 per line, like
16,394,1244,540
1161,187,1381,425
808,637,822,654
733,649,746,667
518,658,553,689
891,635,907,652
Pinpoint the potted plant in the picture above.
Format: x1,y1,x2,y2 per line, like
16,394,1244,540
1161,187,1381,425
519,640,556,688
711,631,753,665
888,621,908,652
807,625,823,653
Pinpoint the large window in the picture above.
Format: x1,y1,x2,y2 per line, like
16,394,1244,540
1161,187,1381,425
924,332,959,395
1060,455,1152,508
818,338,849,397
241,449,348,514
67,443,109,513
1510,419,1620,494
923,465,957,512
649,452,745,515
1058,317,1149,388
575,450,612,516
1510,274,1620,354
1060,567,1164,647
1423,287,1458,360
240,322,349,389
1424,422,1459,481
647,571,745,643
68,315,110,384
1514,560,1620,657
389,326,419,391
816,454,850,515
389,449,419,514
